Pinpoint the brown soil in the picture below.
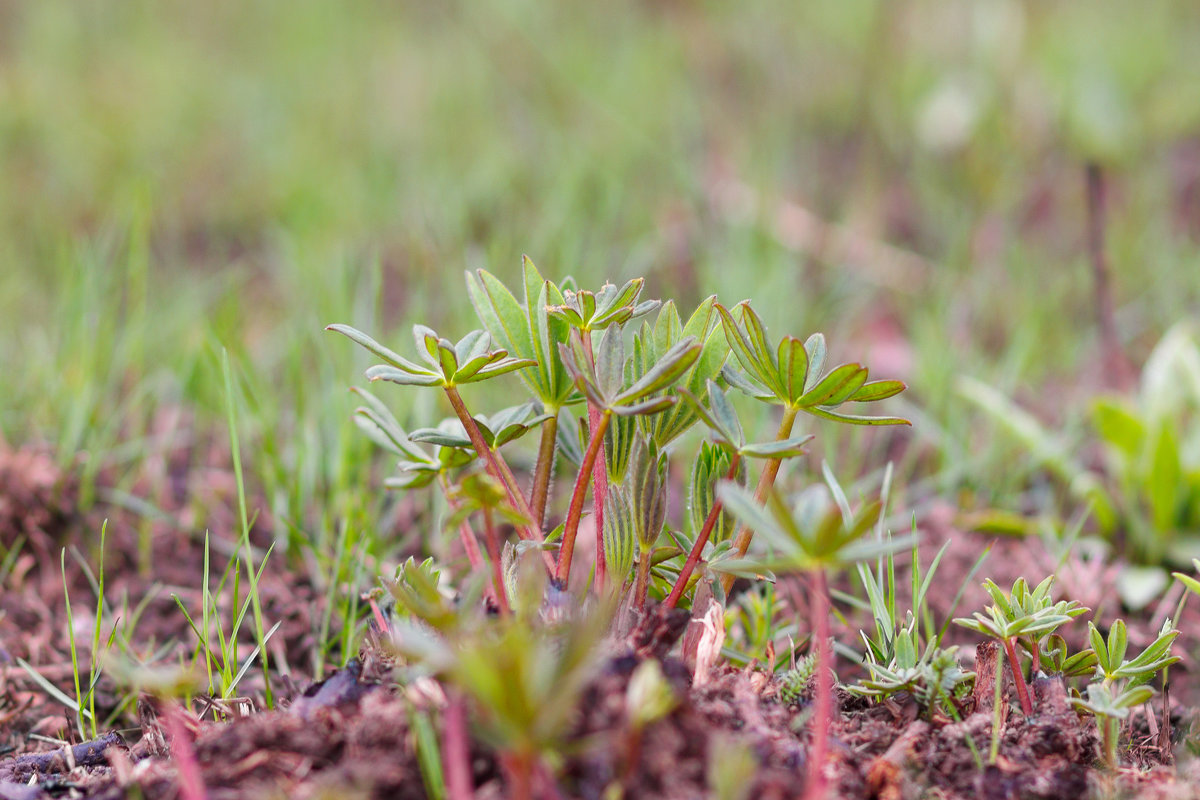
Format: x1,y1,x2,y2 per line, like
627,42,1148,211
3,443,1200,800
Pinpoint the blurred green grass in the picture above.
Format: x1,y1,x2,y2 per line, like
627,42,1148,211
2,0,1200,558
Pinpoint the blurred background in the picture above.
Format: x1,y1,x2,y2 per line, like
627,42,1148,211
2,0,1199,582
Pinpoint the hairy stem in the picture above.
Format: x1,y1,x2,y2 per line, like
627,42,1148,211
481,507,510,616
589,402,609,590
528,410,560,531
1003,637,1033,716
580,329,610,591
556,408,613,586
663,454,742,608
444,385,554,571
804,569,833,800
633,547,652,611
721,405,800,594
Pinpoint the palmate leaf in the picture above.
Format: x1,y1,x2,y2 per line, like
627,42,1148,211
466,260,575,406
715,302,908,425
634,297,730,445
614,336,700,406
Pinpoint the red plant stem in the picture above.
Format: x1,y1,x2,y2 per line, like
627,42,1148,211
438,476,486,572
443,385,554,572
588,402,609,591
503,753,535,800
528,410,560,531
721,405,799,594
580,329,610,592
1003,637,1033,716
556,408,612,586
163,703,206,800
663,454,742,609
443,693,475,800
368,597,390,641
804,569,833,800
480,507,511,615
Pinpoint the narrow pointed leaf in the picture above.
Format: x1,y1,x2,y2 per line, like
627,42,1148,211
366,364,443,387
326,324,429,373
803,334,827,393
850,379,907,403
614,337,700,404
800,363,868,407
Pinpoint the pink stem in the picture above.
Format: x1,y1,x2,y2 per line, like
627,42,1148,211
805,569,833,800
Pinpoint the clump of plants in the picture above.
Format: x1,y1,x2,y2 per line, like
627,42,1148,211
328,260,910,797
949,574,1181,768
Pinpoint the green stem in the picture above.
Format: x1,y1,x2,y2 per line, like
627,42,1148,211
1002,637,1033,716
443,385,553,571
528,409,560,531
664,454,741,609
721,405,800,594
556,408,612,586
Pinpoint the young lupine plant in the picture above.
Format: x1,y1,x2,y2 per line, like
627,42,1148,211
466,259,577,530
1070,619,1180,767
327,322,540,534
555,323,699,587
389,552,609,800
663,381,813,609
717,478,911,800
849,510,986,721
716,301,909,593
953,577,1087,716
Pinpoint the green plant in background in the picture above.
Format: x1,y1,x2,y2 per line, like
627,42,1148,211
1070,619,1180,767
958,323,1200,607
718,477,911,800
953,576,1087,716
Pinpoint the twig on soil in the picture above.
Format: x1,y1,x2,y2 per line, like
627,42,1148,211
0,732,121,779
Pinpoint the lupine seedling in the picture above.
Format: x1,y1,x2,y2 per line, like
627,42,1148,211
331,268,907,619
718,478,911,800
1070,619,1180,767
716,301,909,594
953,577,1087,716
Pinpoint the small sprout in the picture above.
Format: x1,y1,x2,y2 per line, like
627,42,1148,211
778,654,818,705
953,576,1088,716
625,660,678,730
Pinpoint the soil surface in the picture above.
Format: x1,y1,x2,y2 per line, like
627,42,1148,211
3,443,1200,799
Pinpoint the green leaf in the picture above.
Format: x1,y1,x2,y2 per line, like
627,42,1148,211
1091,398,1145,459
802,405,911,427
850,380,907,403
596,325,625,399
778,337,809,402
614,336,700,404
365,364,443,387
467,269,533,357
326,324,429,374
739,435,814,459
803,334,827,393
799,363,868,407
1147,422,1181,532
611,396,676,417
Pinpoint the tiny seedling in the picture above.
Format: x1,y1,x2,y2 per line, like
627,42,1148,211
1070,619,1180,767
953,576,1087,716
